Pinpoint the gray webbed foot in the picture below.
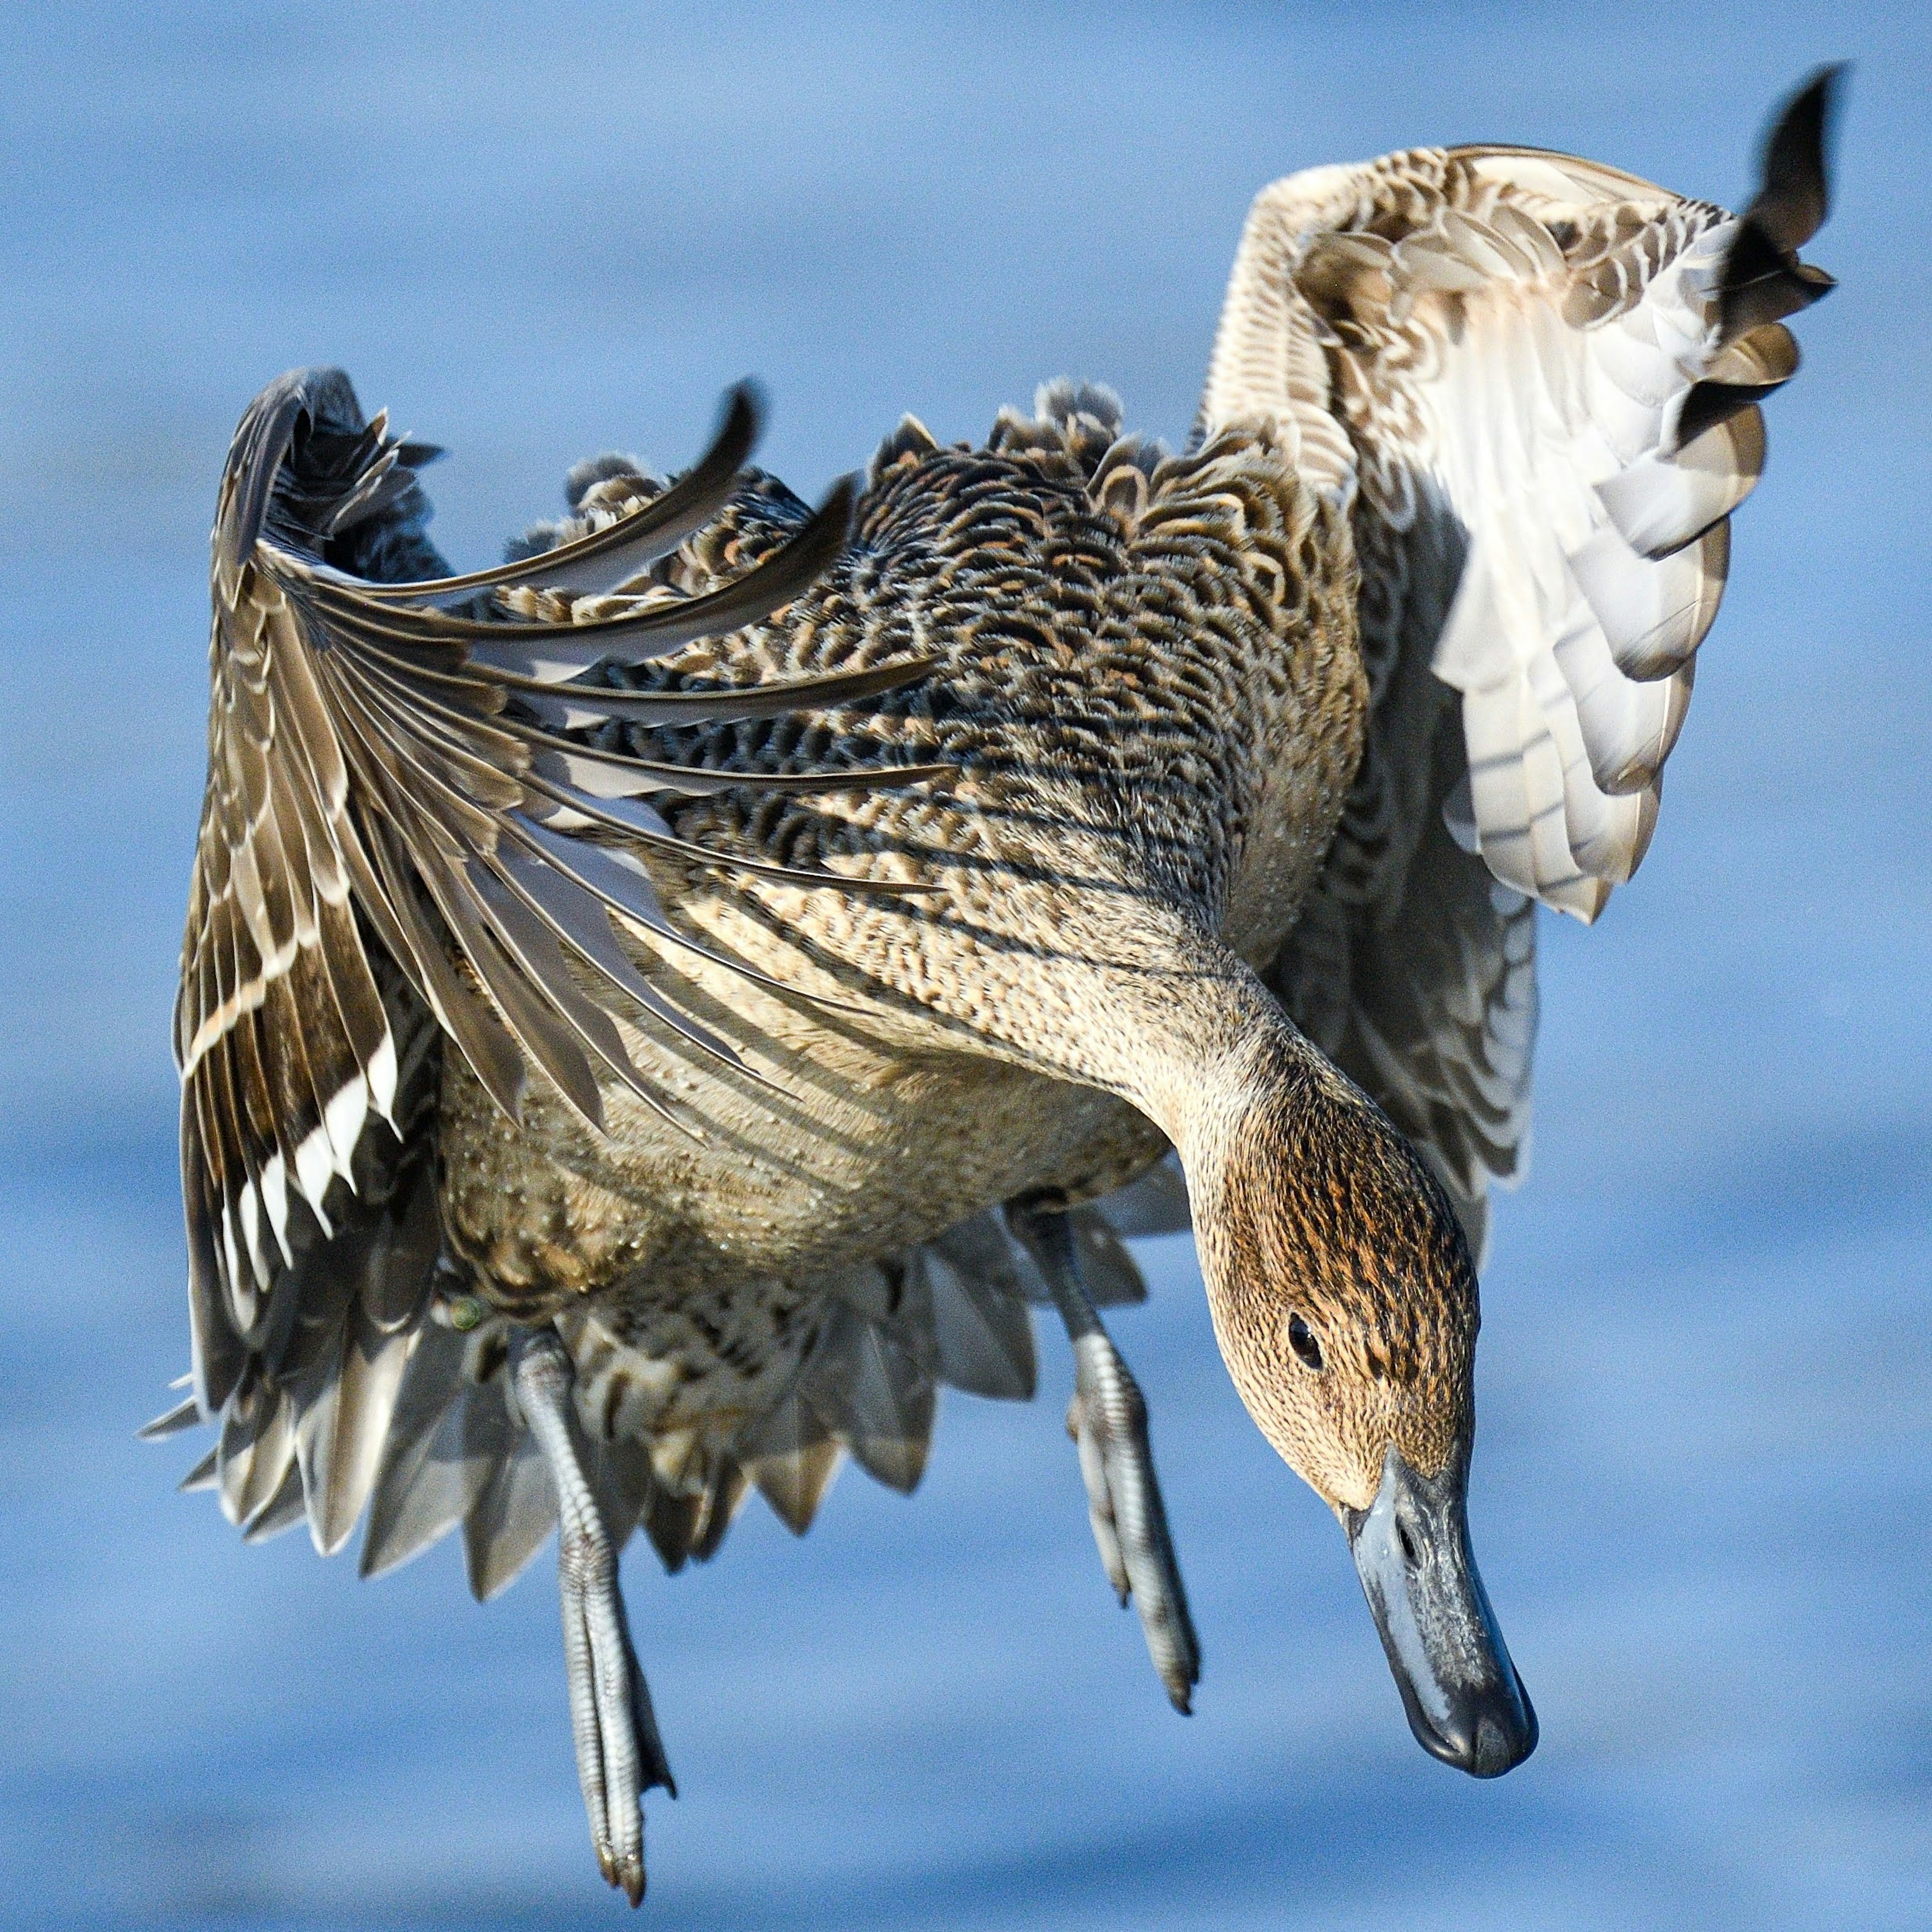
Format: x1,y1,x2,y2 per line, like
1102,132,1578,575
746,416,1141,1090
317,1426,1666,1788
511,1328,673,1907
1007,1201,1201,1713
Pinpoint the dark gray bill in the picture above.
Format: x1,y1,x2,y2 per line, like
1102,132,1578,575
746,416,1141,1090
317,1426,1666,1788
1346,1444,1537,1779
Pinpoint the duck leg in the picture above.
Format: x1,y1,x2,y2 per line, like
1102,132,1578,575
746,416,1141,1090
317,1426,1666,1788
509,1327,674,1907
1006,1200,1201,1712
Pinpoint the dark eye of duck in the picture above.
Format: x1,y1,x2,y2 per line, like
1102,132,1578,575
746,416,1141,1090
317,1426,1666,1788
1286,1313,1324,1372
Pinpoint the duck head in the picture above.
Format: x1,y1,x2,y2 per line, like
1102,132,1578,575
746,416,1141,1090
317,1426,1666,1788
1183,1025,1537,1778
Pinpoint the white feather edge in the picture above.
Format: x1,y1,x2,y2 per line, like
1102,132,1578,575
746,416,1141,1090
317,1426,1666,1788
193,1021,398,1328
1200,154,1760,924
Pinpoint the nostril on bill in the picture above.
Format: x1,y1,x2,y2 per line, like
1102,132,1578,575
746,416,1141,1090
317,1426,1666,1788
1349,1446,1538,1780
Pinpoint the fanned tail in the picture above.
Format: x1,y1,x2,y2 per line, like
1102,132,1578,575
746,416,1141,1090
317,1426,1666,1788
151,1166,1175,1582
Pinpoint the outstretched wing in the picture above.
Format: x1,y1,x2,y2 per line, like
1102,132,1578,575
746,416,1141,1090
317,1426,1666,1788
1199,71,1838,1243
173,368,938,1548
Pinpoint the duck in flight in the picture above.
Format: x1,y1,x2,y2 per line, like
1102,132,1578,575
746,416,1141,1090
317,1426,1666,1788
148,70,1839,1904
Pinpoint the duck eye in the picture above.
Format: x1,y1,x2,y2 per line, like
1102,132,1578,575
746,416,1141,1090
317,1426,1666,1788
1286,1313,1324,1372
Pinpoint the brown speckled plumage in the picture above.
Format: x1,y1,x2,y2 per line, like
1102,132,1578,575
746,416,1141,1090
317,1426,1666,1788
421,384,1372,1521
444,392,1361,1294
154,73,1838,1906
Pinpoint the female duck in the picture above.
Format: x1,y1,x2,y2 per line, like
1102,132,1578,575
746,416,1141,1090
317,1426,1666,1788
156,74,1834,1903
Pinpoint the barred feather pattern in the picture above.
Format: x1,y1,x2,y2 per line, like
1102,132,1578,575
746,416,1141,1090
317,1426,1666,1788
175,372,947,1561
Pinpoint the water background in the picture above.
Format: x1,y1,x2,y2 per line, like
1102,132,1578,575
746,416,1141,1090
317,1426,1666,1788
2,4,1928,1926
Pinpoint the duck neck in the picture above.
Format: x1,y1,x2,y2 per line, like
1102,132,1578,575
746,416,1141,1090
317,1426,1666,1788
884,900,1332,1165
1110,973,1334,1441
1131,972,1480,1493
1047,939,1334,1172
1137,989,1341,1213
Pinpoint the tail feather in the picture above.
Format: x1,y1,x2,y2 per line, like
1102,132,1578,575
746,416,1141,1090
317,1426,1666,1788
160,1161,1174,1583
359,1324,476,1579
242,1460,310,1544
464,1433,558,1604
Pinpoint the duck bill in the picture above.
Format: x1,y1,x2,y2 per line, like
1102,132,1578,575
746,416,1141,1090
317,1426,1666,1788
1346,1445,1538,1778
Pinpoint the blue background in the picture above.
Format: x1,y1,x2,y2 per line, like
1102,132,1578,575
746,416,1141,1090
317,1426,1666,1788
2,4,1927,1926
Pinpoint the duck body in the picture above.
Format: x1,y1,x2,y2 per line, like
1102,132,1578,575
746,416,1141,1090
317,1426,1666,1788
157,71,1840,1904
438,389,1362,1454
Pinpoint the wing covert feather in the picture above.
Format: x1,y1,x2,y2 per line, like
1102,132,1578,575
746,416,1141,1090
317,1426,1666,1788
173,365,942,1565
1217,71,1838,1232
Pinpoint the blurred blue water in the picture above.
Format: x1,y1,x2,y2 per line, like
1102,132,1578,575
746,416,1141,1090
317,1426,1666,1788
2,4,1928,1927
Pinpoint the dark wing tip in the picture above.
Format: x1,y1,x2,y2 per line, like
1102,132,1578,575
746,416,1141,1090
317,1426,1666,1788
692,378,765,495
1751,63,1847,250
810,472,860,558
770,470,859,611
350,377,763,606
822,470,859,527
222,365,367,570
719,378,766,458
223,374,310,570
1719,67,1846,341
